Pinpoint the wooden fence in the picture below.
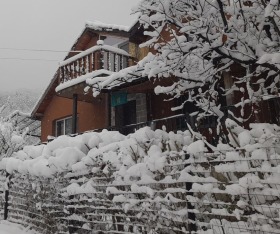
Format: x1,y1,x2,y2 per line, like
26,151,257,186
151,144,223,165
1,145,280,233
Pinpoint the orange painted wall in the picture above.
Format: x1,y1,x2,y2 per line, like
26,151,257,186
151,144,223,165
41,95,108,142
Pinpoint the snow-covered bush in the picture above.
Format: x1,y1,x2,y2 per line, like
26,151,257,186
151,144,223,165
1,123,280,233
0,105,30,220
0,115,26,160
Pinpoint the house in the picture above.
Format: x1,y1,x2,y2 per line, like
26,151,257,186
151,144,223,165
31,21,131,141
32,15,280,143
31,20,185,142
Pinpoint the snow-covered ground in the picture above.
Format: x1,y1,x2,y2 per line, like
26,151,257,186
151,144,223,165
0,221,36,234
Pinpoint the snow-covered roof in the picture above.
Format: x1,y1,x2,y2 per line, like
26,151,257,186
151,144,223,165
56,69,113,93
85,20,130,32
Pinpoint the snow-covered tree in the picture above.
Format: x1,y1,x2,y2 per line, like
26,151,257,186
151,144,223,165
129,0,280,125
0,89,40,118
86,0,280,131
0,107,27,159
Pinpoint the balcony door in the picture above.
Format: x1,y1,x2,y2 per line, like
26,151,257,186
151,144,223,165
115,100,136,134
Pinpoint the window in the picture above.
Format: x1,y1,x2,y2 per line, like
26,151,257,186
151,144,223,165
55,117,72,137
119,41,129,53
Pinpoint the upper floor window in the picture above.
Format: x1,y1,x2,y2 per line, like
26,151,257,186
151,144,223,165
118,41,129,53
55,116,72,137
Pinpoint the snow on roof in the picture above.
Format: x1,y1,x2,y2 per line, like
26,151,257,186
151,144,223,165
85,20,130,32
59,44,130,67
56,69,113,93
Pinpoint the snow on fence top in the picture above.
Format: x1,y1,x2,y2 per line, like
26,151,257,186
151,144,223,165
1,120,280,179
0,127,191,178
85,20,130,32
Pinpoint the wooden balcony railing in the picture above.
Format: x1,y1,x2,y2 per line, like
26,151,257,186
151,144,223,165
58,45,130,85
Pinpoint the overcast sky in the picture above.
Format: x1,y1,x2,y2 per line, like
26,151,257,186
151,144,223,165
0,0,140,93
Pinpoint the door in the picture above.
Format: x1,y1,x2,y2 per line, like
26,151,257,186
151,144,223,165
115,100,136,134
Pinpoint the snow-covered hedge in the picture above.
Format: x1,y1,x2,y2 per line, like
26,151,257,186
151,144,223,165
2,122,280,233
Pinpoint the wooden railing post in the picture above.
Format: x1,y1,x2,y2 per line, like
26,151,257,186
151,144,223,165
81,58,84,75
113,53,116,72
120,55,123,70
92,52,95,71
70,63,74,80
89,53,93,72
108,52,112,71
74,61,78,78
99,51,104,69
85,56,89,73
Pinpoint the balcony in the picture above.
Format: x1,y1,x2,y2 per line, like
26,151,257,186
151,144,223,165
58,42,130,86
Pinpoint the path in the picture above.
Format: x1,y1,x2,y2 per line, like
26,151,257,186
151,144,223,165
0,221,35,234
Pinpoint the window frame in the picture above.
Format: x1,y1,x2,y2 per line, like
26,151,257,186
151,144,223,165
55,116,73,137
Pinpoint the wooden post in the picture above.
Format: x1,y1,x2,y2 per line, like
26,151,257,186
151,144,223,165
113,53,116,72
68,194,75,234
72,94,78,134
108,92,111,129
4,172,10,220
99,51,104,69
185,154,197,232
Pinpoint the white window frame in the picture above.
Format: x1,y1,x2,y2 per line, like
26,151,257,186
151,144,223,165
55,116,72,137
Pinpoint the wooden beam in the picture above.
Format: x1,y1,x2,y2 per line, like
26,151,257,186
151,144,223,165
72,94,78,134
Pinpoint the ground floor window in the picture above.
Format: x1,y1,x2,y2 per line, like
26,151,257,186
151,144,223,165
55,116,72,137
